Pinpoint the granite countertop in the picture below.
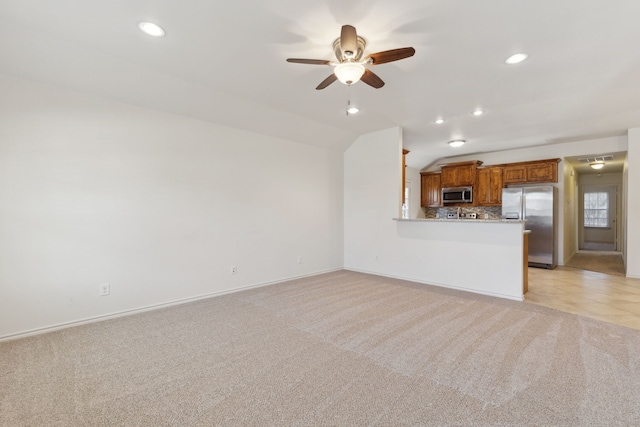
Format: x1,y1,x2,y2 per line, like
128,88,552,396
393,218,527,224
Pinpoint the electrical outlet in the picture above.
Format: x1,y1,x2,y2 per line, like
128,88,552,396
297,256,303,264
99,283,110,296
231,265,237,275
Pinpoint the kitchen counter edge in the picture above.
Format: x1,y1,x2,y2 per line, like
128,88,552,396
393,218,526,224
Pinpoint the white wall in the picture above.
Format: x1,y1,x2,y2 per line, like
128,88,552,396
344,127,403,267
344,127,525,301
563,162,578,263
428,136,628,265
0,75,344,339
623,153,629,269
627,128,640,278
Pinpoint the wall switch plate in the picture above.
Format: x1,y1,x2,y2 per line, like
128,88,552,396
99,283,110,296
231,266,237,275
297,256,303,264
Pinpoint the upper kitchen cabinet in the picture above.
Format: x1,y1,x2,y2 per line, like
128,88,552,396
440,160,483,188
476,166,503,206
420,172,442,207
503,159,560,185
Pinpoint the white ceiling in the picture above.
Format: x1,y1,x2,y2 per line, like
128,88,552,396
1,1,639,169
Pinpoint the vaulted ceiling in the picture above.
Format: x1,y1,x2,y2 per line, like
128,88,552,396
1,1,639,169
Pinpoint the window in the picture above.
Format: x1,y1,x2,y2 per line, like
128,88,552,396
584,191,608,227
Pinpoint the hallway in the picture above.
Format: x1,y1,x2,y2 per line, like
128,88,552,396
564,250,625,276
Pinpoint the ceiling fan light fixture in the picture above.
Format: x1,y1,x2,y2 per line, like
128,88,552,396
434,118,445,124
449,140,465,148
472,109,484,116
590,161,605,170
138,22,165,37
334,62,365,85
346,105,360,114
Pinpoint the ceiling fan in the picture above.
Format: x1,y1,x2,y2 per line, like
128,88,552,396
286,25,415,90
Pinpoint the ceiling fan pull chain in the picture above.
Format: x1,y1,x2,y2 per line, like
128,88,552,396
346,85,351,116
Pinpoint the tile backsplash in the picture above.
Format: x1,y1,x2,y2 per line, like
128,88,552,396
423,206,502,219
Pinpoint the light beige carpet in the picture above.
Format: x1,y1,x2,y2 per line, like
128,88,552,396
2,270,640,426
566,251,625,276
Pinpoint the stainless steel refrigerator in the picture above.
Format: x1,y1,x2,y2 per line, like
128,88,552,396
502,185,557,269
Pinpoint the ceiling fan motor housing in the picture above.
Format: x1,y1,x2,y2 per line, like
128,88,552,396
333,36,367,62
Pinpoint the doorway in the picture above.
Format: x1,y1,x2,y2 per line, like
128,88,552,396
566,183,624,273
561,153,627,276
579,184,617,251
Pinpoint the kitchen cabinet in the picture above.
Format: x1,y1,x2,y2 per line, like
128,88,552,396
440,160,483,188
476,166,503,206
503,159,559,185
420,172,441,207
503,164,527,184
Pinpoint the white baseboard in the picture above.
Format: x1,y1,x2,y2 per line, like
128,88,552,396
344,267,525,302
0,268,342,342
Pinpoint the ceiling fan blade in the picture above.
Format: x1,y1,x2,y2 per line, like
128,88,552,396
287,58,332,65
340,25,358,58
316,74,338,90
360,69,385,89
367,47,416,65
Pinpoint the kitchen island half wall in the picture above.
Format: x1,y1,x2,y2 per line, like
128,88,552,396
386,219,527,301
343,126,527,303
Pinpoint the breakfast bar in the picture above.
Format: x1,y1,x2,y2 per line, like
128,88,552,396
393,218,528,300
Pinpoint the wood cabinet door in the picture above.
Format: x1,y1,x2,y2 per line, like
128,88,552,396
455,165,475,186
489,167,503,205
441,164,475,187
527,162,557,183
428,174,442,206
476,167,503,206
421,173,441,207
503,165,527,184
476,168,490,205
440,167,457,188
421,175,429,207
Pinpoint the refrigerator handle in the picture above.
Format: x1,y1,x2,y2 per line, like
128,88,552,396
522,194,526,221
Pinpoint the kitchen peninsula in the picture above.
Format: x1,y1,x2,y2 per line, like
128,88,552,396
389,157,559,301
393,217,528,301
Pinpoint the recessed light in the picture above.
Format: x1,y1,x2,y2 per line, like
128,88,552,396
434,118,445,124
448,140,465,148
138,22,165,37
472,109,484,116
505,53,528,64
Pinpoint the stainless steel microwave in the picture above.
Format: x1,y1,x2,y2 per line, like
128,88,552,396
442,186,473,204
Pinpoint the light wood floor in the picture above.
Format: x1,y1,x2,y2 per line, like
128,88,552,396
526,266,640,330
